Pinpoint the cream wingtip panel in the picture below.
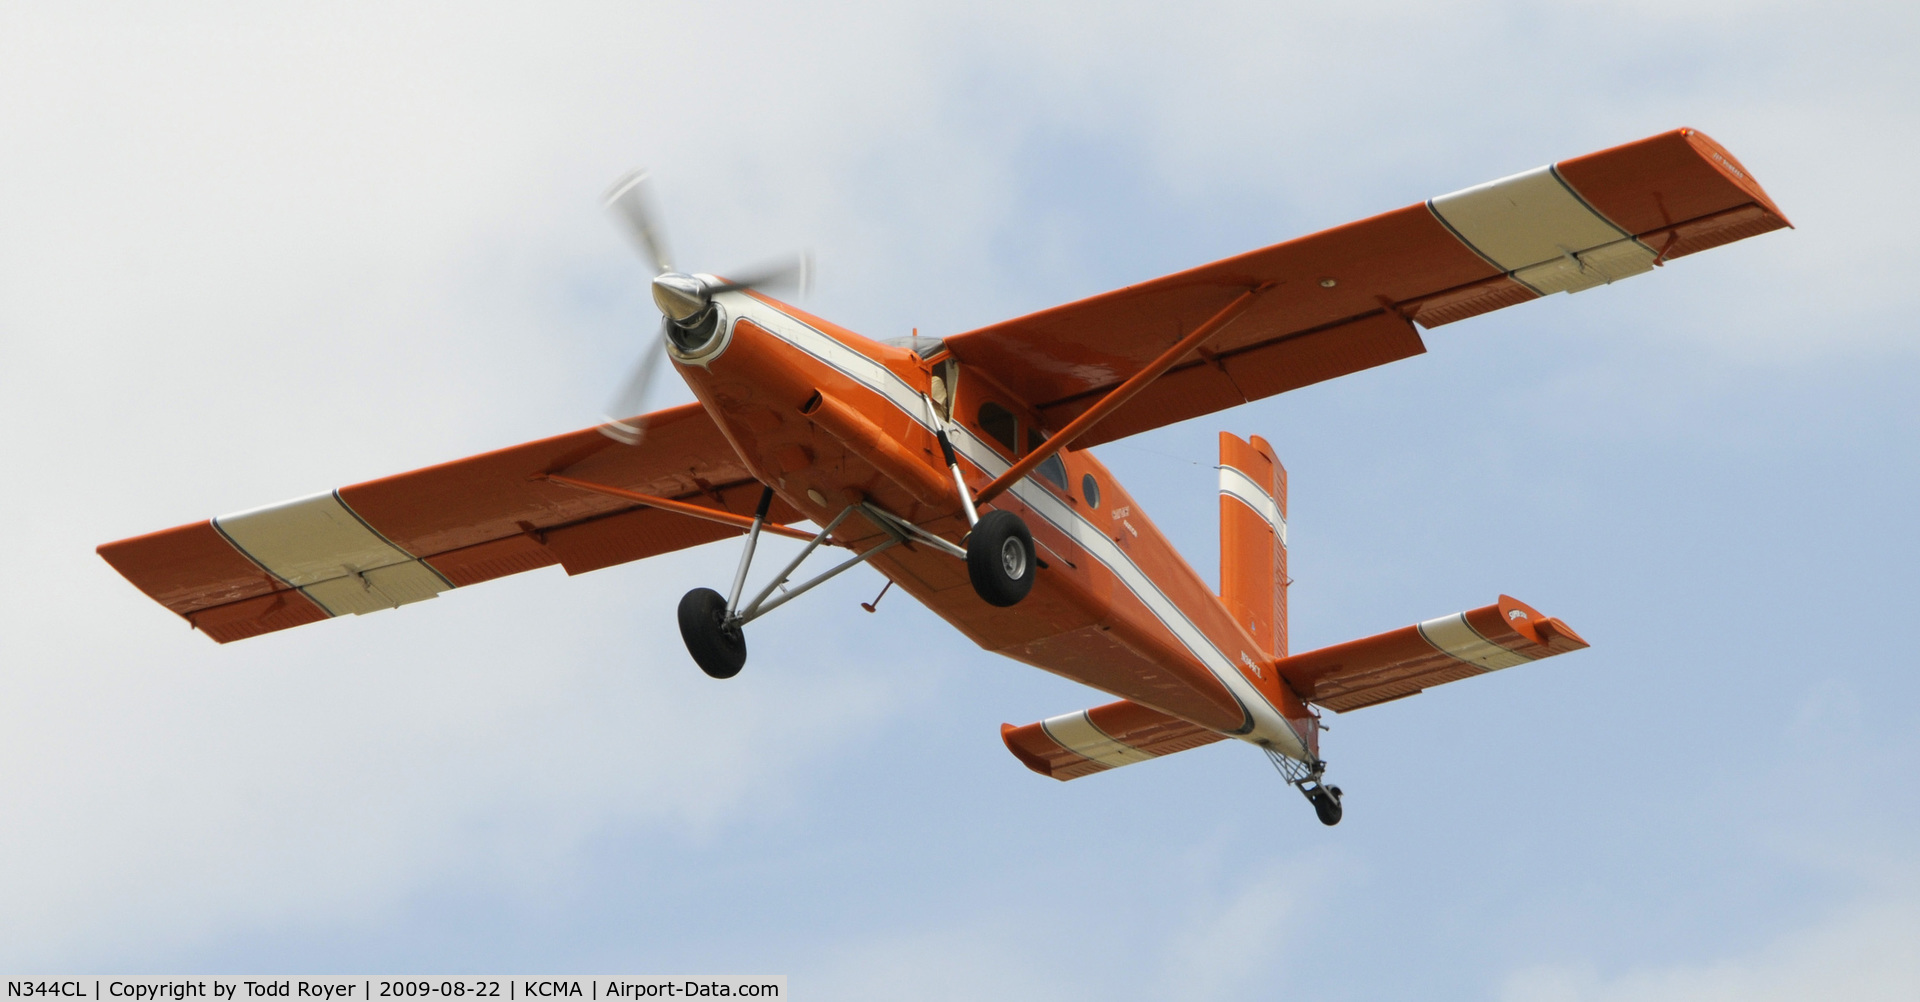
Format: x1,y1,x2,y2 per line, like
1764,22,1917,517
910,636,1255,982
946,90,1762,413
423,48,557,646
213,491,450,617
1429,164,1657,296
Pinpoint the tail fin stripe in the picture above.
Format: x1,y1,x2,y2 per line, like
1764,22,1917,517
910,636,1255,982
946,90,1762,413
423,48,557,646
1218,464,1286,542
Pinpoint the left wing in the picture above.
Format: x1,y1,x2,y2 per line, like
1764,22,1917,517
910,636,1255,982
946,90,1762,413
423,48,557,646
99,403,799,643
944,128,1788,447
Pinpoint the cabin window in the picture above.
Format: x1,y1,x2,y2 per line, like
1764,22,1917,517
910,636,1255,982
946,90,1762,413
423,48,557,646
1081,473,1101,509
1027,428,1067,491
978,401,1018,455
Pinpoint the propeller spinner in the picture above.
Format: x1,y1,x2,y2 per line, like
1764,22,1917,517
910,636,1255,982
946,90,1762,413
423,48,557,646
598,170,809,445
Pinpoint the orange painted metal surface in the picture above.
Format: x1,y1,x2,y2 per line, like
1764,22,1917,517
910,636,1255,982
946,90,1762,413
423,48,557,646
96,127,1786,780
99,403,802,641
541,473,817,542
1279,596,1589,713
947,128,1787,450
972,287,1262,506
188,589,331,644
1001,700,1228,781
98,520,286,617
1219,432,1287,659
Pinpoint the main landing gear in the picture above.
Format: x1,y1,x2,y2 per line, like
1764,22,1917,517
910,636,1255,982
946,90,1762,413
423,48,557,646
677,587,746,679
966,509,1035,607
677,484,1033,678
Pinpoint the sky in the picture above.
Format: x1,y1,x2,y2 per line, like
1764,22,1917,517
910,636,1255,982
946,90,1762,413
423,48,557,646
2,1,1917,997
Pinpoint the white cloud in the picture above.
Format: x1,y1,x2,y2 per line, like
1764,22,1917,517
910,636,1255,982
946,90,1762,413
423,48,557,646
1501,894,1920,1002
1159,849,1349,998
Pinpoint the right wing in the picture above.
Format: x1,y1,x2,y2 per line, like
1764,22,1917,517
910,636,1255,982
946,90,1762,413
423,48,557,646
944,128,1789,447
99,403,800,643
1277,595,1589,713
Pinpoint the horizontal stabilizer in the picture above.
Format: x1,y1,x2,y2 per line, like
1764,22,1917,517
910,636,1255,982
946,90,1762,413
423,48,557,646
1277,595,1587,712
1002,699,1225,781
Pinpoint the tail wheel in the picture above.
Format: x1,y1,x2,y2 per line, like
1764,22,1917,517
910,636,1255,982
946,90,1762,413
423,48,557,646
966,510,1036,607
1309,787,1344,826
678,587,746,679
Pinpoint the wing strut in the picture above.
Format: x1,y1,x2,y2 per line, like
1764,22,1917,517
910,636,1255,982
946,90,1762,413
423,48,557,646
972,286,1266,506
540,474,818,541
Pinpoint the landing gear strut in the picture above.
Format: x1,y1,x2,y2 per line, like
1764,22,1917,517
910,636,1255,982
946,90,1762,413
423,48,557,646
673,474,1032,676
926,393,1034,610
678,488,947,678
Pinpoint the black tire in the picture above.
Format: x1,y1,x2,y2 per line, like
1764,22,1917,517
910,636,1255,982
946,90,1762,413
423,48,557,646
678,587,746,679
1310,788,1344,827
967,510,1036,607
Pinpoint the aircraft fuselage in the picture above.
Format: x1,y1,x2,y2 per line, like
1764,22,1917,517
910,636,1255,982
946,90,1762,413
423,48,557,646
671,290,1319,761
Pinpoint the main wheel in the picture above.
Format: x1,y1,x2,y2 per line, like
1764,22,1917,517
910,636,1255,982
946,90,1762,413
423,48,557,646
966,510,1036,607
678,587,746,679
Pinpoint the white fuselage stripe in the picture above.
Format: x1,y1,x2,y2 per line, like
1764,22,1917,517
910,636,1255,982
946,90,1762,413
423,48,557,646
719,294,1308,757
1417,612,1534,671
1041,711,1158,768
1218,464,1286,545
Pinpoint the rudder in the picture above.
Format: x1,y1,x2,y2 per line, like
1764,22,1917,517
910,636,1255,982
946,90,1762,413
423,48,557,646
1219,432,1287,658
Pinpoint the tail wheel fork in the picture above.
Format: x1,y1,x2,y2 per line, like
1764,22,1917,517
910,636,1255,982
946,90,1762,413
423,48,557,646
1264,747,1344,826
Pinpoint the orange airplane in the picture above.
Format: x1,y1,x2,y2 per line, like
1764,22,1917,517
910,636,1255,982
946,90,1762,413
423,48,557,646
100,128,1787,825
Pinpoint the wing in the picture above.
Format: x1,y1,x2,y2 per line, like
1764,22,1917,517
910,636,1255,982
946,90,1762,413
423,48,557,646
1277,595,1588,713
944,128,1789,447
99,403,800,643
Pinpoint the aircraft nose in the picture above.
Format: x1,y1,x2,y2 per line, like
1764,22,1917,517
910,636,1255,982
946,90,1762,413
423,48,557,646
652,272,708,322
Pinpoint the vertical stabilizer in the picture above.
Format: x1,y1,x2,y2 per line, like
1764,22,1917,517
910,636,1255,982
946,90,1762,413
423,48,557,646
1219,432,1288,658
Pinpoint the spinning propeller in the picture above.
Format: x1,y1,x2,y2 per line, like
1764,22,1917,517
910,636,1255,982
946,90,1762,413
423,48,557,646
599,169,810,444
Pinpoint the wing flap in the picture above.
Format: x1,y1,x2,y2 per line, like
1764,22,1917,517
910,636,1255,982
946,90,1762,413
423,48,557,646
540,495,743,576
947,128,1787,444
1038,310,1426,448
949,202,1481,420
1278,595,1588,713
424,533,559,587
1001,699,1227,781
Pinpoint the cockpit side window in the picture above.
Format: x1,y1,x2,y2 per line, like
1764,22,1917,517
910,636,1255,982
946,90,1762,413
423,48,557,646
1028,428,1068,491
978,402,1018,455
